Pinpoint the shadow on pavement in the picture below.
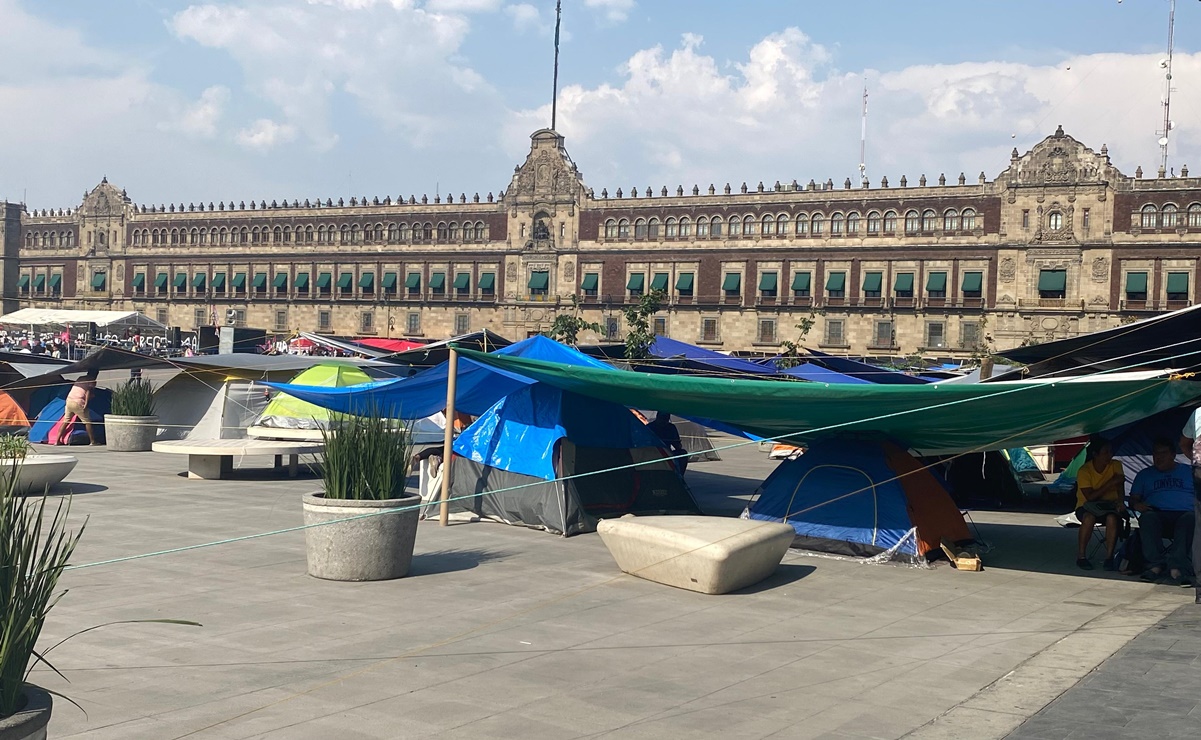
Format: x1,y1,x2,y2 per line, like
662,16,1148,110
408,548,510,577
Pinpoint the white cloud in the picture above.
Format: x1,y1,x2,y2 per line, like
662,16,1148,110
506,30,1201,192
426,0,502,12
504,2,544,33
160,85,230,138
236,118,297,150
584,0,633,23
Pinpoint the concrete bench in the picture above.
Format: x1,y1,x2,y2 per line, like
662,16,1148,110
597,515,796,595
151,439,324,480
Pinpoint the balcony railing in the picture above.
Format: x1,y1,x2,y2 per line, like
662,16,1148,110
1017,298,1086,310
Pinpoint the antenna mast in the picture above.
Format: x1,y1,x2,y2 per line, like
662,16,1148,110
1157,0,1176,176
859,81,869,186
551,0,562,130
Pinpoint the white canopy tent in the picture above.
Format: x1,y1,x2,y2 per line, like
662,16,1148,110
0,308,167,330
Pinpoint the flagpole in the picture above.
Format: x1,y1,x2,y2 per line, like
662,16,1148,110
551,0,562,130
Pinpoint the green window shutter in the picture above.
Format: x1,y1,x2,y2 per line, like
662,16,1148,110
791,272,811,291
92,273,107,289
825,272,846,291
359,272,375,289
18,275,30,289
1166,272,1189,293
961,271,983,292
252,273,267,289
861,272,882,292
453,273,470,290
627,273,645,291
49,274,61,291
429,272,446,289
173,273,188,289
191,274,206,289
478,272,495,290
759,272,778,291
33,275,46,290
1037,269,1066,291
155,273,169,289
211,272,226,289
650,273,669,291
1124,272,1147,293
675,272,694,291
926,271,947,291
274,273,290,289
316,272,332,289
336,273,353,289
405,272,422,289
722,273,741,291
294,273,310,289
894,273,914,292
382,272,398,289
232,272,247,289
527,271,549,290
581,273,599,290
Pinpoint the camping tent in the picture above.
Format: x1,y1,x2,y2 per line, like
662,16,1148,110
448,383,700,536
154,371,275,441
0,392,29,434
745,439,970,561
250,363,373,438
28,388,112,444
942,451,1024,508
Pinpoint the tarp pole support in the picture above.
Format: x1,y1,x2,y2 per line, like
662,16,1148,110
439,347,459,526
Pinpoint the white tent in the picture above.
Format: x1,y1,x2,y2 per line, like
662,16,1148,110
0,308,166,329
154,373,272,441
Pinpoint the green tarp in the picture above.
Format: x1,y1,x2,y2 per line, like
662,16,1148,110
49,275,61,292
316,273,332,289
359,272,374,289
192,274,206,289
18,275,29,289
454,348,1201,455
173,273,187,289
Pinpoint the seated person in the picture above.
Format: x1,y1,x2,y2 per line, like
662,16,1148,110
1075,436,1126,571
647,411,688,475
1131,437,1196,586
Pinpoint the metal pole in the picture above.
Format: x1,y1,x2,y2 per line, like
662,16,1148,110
551,0,562,130
438,347,459,526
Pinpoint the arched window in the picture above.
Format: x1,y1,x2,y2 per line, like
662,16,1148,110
340,224,350,243
398,223,410,241
831,213,844,235
883,210,898,233
351,223,362,243
743,215,758,235
867,211,881,235
250,227,260,244
303,226,313,243
943,209,959,231
761,215,775,235
272,226,282,243
846,212,860,235
449,222,461,240
728,216,742,236
634,218,648,239
604,219,617,238
810,213,824,235
476,221,487,240
48,232,57,247
921,209,936,232
317,225,327,244
795,213,808,235
170,229,178,245
1189,203,1201,227
1162,203,1178,228
218,228,227,245
131,231,139,246
648,217,660,239
1141,204,1159,228
775,214,789,235
1048,211,1063,230
24,234,32,248
421,222,433,240
710,216,723,237
961,208,977,230
373,223,383,241
665,217,677,238
618,219,630,238
437,222,448,240
679,217,692,237
904,210,919,234
209,228,218,244
696,216,709,237
387,223,398,241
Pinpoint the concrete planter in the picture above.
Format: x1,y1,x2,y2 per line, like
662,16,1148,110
0,684,52,740
302,492,421,581
0,454,78,495
104,415,159,452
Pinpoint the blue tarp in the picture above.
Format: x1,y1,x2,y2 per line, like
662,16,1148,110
806,349,930,385
453,384,666,481
27,388,112,444
782,362,872,385
649,336,777,376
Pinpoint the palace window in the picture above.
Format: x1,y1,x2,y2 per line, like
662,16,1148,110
455,314,470,335
634,219,648,239
757,319,776,344
1048,211,1063,230
944,209,959,231
791,272,811,298
679,217,692,237
696,217,709,237
437,222,448,240
388,223,398,241
647,218,660,239
774,215,787,235
926,271,947,299
761,215,775,235
795,214,808,235
421,223,433,240
921,209,936,232
701,318,719,343
759,271,777,299
824,319,845,346
905,210,919,234
962,208,977,230
1188,203,1201,227
811,214,824,235
883,210,897,234
722,272,741,299
1125,271,1148,302
1163,204,1178,228
275,311,288,332
318,311,331,332
398,223,411,241
604,219,617,238
744,215,758,236
961,322,981,350
1082,209,1091,230
1141,204,1158,228
831,213,844,235
407,312,421,335
665,218,677,237
318,225,329,244
961,271,983,299
710,216,723,237
926,321,946,349
862,271,882,299
728,216,742,236
867,211,881,234
894,273,914,299
618,219,630,238
359,312,374,334
1167,272,1190,302
825,271,845,299
1037,269,1067,299
872,320,893,349
846,212,860,235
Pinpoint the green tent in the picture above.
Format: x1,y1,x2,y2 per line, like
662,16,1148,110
249,363,373,440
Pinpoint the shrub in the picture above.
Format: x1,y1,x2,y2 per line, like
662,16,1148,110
319,411,412,501
0,435,29,461
110,379,156,417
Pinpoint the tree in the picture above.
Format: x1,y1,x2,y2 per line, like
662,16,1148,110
545,294,601,346
776,311,819,370
622,288,666,360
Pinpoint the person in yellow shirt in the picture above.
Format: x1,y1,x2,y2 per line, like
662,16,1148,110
1075,436,1126,571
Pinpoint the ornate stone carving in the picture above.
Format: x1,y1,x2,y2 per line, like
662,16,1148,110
507,130,587,208
998,126,1123,186
1091,256,1109,283
562,261,575,281
1089,295,1109,305
999,257,1017,283
505,262,517,281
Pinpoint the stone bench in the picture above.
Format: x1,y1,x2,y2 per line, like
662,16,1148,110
151,439,324,480
597,515,796,595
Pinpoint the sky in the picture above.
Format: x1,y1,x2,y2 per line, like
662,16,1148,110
3,0,1201,209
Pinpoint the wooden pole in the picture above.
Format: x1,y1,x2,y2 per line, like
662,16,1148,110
438,347,459,526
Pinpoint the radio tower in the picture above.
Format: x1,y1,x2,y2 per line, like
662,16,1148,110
859,81,869,186
1157,0,1177,177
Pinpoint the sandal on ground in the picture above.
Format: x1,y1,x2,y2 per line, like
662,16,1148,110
1077,558,1094,570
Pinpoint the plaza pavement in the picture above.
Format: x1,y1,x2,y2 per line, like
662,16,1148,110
29,439,1196,739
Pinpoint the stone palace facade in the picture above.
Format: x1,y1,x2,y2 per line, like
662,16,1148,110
3,126,1200,358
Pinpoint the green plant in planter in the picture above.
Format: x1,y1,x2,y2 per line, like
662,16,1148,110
0,435,30,461
109,379,156,417
319,412,413,501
